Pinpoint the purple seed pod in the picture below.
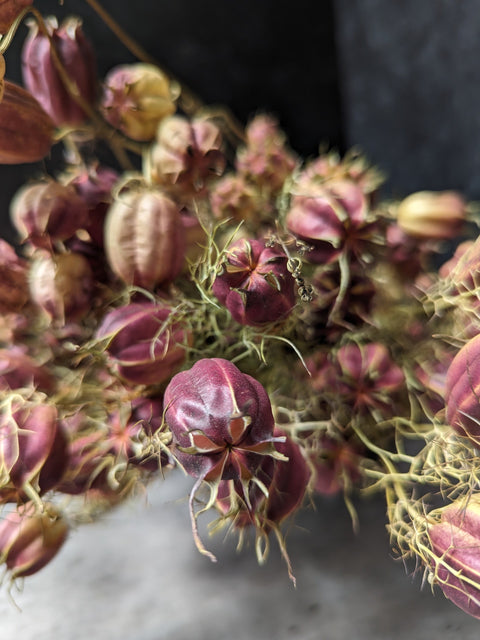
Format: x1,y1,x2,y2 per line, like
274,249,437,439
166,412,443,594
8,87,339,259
95,302,191,387
150,115,226,198
164,358,277,483
29,252,95,323
428,495,480,619
314,342,405,417
212,238,296,326
22,15,97,127
55,413,109,496
0,399,68,502
104,188,186,290
0,503,68,579
286,177,373,264
445,334,480,443
0,239,30,313
10,179,89,250
235,114,298,194
0,346,55,392
67,165,119,248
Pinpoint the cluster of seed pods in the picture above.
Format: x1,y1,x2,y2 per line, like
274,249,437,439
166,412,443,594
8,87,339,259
3,0,480,613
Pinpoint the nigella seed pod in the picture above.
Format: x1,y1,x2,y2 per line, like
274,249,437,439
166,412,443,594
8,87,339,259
106,397,169,471
22,16,97,126
428,495,480,619
0,398,68,503
104,188,185,290
0,0,33,34
0,503,68,580
235,114,297,194
164,357,281,561
212,238,296,326
100,63,177,141
11,179,89,249
150,115,225,198
95,302,191,386
335,342,405,414
286,177,371,264
445,334,480,443
29,252,95,323
0,81,54,164
164,358,277,483
396,190,466,240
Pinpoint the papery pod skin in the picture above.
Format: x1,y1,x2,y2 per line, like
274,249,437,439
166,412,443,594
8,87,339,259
0,81,54,164
22,16,97,126
100,63,176,141
445,334,480,443
11,179,89,249
0,239,30,312
212,238,296,326
29,252,95,323
0,503,68,579
0,0,33,34
95,302,191,386
428,496,480,619
396,190,466,240
164,358,277,482
104,188,185,289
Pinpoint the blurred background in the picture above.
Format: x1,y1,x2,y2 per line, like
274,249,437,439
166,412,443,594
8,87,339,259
2,0,480,637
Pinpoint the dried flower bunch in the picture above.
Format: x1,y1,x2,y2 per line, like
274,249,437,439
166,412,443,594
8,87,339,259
2,0,480,619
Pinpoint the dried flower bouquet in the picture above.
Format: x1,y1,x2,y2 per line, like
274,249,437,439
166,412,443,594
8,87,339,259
0,0,480,620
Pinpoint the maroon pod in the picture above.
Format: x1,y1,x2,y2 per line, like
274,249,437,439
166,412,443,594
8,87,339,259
0,399,68,503
428,495,480,619
286,177,372,264
22,16,97,126
10,179,89,249
96,302,190,386
445,334,480,443
212,238,296,326
164,358,277,483
0,503,68,579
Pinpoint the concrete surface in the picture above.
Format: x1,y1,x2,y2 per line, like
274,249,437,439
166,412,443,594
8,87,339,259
0,471,479,640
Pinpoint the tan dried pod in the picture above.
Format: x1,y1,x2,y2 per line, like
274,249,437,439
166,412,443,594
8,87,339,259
29,251,94,323
104,186,185,289
396,190,466,240
0,81,55,163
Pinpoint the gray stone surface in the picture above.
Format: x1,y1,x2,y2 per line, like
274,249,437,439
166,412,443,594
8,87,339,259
334,0,480,197
0,472,479,639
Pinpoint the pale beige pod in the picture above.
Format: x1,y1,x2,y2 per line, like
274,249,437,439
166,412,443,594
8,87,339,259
104,187,186,290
